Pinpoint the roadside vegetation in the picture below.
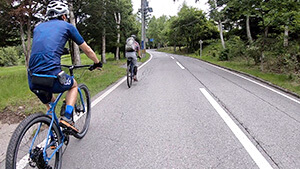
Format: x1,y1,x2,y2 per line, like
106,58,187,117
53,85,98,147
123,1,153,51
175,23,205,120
158,43,300,96
0,53,149,116
150,1,300,96
0,0,299,119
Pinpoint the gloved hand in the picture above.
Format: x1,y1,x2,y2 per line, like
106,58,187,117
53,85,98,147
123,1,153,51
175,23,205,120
89,62,103,71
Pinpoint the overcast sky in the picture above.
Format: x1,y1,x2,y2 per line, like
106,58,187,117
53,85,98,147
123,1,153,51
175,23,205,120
132,0,209,18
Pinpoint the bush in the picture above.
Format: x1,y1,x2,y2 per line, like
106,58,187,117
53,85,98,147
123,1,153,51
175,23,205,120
245,45,261,64
219,48,229,61
0,46,23,66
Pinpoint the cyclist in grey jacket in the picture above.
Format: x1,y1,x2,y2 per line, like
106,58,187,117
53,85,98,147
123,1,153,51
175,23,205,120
125,35,141,81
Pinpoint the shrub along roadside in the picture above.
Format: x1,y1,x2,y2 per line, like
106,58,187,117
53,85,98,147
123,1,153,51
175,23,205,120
158,46,300,96
0,53,149,116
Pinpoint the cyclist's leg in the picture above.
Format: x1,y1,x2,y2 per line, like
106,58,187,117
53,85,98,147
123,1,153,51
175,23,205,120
65,79,78,110
52,75,79,132
131,55,138,81
52,74,75,118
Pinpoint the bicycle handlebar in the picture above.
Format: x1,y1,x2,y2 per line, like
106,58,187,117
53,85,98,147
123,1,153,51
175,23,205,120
61,64,92,69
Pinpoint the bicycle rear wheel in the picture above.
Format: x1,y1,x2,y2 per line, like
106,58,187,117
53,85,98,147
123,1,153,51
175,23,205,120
6,113,62,169
73,84,91,139
127,64,133,88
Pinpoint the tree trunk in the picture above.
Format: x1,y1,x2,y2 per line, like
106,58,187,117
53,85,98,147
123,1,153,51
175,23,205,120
101,0,107,63
261,51,264,72
284,25,289,47
173,44,176,52
20,22,28,67
260,26,268,71
114,12,121,60
246,15,253,44
69,2,81,65
102,28,106,63
218,20,225,49
26,19,32,65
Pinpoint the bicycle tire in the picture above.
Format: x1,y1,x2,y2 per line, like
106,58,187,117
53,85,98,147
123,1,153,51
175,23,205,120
73,84,91,139
127,64,133,88
6,113,62,169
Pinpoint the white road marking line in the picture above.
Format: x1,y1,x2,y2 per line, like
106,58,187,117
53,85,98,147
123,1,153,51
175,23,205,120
206,62,300,104
91,77,126,108
200,88,273,169
170,56,174,59
176,61,185,69
16,53,154,168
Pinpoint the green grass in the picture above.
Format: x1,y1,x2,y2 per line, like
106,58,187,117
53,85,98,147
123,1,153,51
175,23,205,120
0,53,150,115
158,46,300,96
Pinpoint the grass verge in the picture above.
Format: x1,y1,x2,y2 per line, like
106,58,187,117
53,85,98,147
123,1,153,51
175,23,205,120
0,53,150,116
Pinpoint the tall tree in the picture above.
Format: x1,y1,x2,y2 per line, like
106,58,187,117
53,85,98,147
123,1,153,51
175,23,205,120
6,0,47,67
69,1,81,65
78,0,137,59
208,0,226,49
0,1,20,46
114,11,121,60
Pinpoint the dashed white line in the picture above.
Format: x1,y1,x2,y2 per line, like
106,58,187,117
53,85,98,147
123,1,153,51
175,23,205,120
176,61,185,69
170,56,174,59
200,88,273,169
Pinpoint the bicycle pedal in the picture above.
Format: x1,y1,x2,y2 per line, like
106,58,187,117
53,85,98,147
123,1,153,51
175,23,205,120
59,120,79,133
50,145,56,150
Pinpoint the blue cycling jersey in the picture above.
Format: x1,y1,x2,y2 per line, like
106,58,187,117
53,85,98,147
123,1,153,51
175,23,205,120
29,19,84,75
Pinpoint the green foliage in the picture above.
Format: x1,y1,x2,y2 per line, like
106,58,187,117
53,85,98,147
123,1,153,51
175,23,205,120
219,48,229,61
147,15,170,48
0,53,150,115
0,46,23,66
264,40,300,74
77,0,138,54
245,45,261,64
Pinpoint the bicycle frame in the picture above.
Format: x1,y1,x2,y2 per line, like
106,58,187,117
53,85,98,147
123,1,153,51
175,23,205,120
29,69,87,164
128,57,134,77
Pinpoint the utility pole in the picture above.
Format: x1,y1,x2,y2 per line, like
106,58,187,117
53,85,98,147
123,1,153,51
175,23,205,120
140,0,152,57
141,0,146,57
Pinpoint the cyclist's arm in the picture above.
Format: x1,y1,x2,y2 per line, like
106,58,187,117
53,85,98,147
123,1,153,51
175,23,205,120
138,49,141,58
136,43,141,57
79,42,100,64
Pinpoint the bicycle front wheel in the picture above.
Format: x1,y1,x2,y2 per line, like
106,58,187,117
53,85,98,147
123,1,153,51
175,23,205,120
127,65,133,88
73,84,91,139
6,113,62,169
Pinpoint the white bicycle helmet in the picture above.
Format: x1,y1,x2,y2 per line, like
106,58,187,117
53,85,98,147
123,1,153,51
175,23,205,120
46,1,69,19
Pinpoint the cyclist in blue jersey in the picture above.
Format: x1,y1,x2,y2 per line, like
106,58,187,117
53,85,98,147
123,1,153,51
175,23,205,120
28,1,102,132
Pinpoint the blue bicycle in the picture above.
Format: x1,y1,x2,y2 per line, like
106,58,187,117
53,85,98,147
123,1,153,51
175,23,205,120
6,65,92,169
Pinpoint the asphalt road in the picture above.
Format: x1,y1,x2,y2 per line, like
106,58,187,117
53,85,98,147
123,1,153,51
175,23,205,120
61,50,300,169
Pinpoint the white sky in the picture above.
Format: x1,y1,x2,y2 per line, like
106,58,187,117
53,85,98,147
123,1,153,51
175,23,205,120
132,0,209,18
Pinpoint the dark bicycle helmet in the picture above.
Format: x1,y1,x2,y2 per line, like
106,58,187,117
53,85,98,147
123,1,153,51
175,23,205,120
46,1,69,19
